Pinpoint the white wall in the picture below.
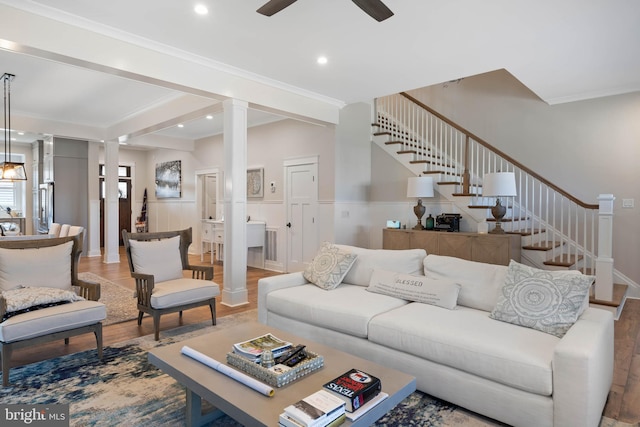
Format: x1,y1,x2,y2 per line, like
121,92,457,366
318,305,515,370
406,69,640,286
192,118,336,271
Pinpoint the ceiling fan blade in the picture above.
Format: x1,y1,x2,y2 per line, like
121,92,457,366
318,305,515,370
256,0,298,16
351,0,394,22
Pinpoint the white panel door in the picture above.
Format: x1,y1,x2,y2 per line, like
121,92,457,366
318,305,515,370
285,162,318,272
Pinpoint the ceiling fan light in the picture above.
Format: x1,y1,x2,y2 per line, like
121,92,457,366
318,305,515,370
0,162,27,181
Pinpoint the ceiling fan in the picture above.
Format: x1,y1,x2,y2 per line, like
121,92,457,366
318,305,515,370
257,0,394,22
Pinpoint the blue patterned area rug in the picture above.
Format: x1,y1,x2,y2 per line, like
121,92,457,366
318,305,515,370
0,310,628,427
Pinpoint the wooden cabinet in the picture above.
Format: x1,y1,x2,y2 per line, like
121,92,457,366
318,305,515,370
382,229,521,266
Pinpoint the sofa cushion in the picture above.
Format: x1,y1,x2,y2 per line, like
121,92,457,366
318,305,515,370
150,278,220,309
303,242,358,290
0,300,106,343
335,245,426,287
128,236,184,283
0,241,74,292
423,255,507,312
265,284,408,338
367,269,460,309
368,303,558,396
490,260,594,337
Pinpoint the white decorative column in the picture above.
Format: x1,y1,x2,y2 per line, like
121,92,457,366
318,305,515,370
86,141,101,257
595,194,615,301
103,140,120,264
222,98,249,307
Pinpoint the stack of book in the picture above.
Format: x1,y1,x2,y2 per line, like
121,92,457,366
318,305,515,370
280,390,346,427
232,333,292,363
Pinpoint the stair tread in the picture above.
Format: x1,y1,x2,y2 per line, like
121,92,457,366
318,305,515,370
589,283,627,307
374,131,391,136
522,241,563,251
486,217,527,222
543,254,583,267
508,229,546,236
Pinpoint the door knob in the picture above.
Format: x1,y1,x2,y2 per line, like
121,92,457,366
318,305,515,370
286,222,291,228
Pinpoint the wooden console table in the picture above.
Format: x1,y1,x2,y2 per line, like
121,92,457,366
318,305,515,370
383,229,521,266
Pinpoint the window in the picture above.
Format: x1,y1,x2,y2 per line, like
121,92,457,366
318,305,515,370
99,164,131,199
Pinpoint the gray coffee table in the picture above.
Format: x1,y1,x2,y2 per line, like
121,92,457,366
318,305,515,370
148,321,416,427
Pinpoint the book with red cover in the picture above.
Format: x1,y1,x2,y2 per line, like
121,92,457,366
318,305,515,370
322,369,381,412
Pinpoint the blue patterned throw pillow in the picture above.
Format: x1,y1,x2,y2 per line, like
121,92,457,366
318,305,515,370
489,260,594,337
303,242,358,290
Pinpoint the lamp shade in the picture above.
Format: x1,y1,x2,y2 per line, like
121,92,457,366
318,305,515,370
407,176,434,198
482,172,517,197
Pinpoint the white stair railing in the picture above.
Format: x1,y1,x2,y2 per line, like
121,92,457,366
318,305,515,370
376,93,608,282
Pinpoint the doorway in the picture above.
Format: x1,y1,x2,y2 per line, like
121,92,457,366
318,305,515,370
99,165,132,246
285,158,318,272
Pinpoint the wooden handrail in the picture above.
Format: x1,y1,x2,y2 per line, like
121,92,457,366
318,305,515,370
400,92,598,209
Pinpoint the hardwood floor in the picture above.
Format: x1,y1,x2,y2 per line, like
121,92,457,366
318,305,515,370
4,248,640,424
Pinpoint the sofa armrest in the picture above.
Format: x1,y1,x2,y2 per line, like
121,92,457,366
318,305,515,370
257,272,309,324
553,308,614,427
75,278,101,301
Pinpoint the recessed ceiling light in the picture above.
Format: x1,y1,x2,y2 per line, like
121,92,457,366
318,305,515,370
194,4,208,15
317,56,328,65
206,115,213,120
178,124,184,128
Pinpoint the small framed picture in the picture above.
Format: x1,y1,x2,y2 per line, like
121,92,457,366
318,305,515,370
247,168,264,198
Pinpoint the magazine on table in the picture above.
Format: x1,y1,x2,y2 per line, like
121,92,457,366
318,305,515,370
232,333,292,362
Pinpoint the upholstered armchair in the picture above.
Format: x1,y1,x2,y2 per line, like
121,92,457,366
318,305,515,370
122,228,220,340
0,233,106,386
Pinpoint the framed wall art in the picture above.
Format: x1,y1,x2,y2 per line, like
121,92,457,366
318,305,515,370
247,168,264,198
155,160,182,198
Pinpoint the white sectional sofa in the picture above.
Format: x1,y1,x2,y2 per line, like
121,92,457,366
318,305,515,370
258,245,614,427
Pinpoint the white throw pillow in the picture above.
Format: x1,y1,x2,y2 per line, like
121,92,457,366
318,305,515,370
335,245,426,287
423,255,507,312
128,236,184,283
303,242,358,290
0,241,74,292
367,269,461,309
489,260,594,337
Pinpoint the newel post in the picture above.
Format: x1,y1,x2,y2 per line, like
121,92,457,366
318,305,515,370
595,194,615,301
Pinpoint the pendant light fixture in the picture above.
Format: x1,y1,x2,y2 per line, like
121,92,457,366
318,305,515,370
1,73,27,181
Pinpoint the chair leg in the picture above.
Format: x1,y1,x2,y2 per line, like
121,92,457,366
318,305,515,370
137,311,144,326
153,313,161,341
94,323,103,360
210,301,216,326
1,343,12,387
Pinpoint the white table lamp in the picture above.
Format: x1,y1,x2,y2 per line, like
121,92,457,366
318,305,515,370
407,176,434,230
482,172,517,234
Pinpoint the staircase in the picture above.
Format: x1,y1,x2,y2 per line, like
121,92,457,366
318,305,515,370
373,92,627,317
